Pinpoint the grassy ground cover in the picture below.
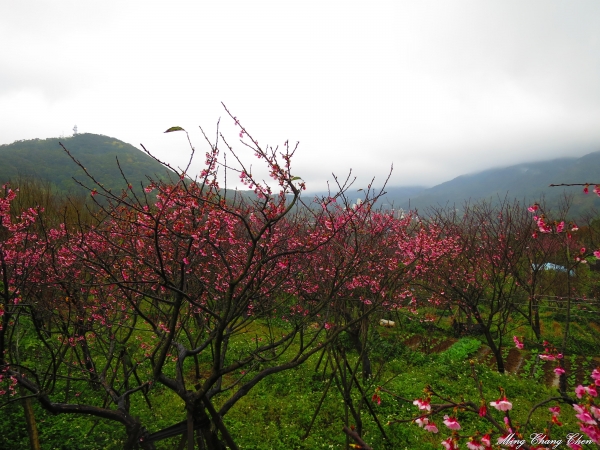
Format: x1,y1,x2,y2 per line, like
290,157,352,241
1,306,597,449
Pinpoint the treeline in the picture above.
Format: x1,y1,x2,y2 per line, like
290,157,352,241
4,177,99,228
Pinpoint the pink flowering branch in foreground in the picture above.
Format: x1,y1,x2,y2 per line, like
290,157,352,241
375,358,600,450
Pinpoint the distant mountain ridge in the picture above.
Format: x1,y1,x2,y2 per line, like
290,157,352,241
388,152,600,217
3,134,600,218
305,186,428,208
0,133,175,196
271,152,600,218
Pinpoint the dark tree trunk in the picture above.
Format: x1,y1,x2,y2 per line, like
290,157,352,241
532,297,541,341
345,326,372,381
22,391,41,450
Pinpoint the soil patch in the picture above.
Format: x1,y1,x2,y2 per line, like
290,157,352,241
403,335,422,349
431,339,456,353
402,335,457,354
504,348,524,374
475,346,491,364
542,361,556,386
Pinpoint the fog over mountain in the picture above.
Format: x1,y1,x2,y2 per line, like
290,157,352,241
314,151,600,218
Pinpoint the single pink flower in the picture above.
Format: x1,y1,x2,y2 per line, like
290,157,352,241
574,404,586,414
478,405,487,417
586,385,598,397
413,398,431,411
467,440,485,450
415,416,428,427
579,422,600,444
540,353,556,361
443,415,461,430
424,422,438,433
576,385,587,398
528,204,539,212
441,437,457,449
549,406,561,416
595,185,600,196
497,434,510,445
554,367,566,376
490,396,512,411
595,250,600,259
481,434,491,447
575,408,597,425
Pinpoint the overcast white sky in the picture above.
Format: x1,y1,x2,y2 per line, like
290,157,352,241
2,1,600,191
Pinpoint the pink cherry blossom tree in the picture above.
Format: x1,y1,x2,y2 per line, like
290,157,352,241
2,106,453,449
418,199,534,373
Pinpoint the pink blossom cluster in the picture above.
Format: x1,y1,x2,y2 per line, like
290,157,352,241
528,203,600,261
512,335,524,349
570,371,600,446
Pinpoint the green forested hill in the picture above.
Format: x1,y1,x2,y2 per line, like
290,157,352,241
0,133,174,196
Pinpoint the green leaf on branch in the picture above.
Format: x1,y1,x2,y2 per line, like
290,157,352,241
164,126,185,133
291,176,302,181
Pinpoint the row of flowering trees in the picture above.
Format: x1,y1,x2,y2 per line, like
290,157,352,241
389,194,600,449
0,113,460,449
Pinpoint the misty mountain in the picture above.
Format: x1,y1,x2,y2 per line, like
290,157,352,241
390,152,600,217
